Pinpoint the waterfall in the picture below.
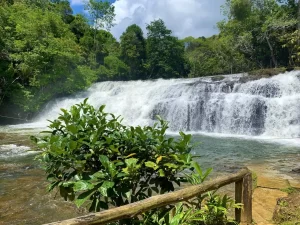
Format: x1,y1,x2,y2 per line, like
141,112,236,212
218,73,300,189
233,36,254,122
24,71,300,138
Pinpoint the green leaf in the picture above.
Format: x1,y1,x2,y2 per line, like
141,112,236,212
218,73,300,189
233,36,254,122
90,171,106,179
73,181,94,192
90,133,97,144
105,137,113,145
99,105,106,112
48,181,60,192
158,169,165,177
66,125,78,134
99,155,109,168
125,158,138,167
145,161,159,170
62,181,74,188
164,163,179,169
75,190,94,208
125,190,131,199
99,181,114,197
192,161,203,176
69,141,77,151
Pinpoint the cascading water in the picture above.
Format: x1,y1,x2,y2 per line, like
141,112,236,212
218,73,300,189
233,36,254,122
19,71,300,138
2,72,300,225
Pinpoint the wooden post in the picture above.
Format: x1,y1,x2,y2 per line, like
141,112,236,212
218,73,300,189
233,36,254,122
235,179,243,223
235,173,252,225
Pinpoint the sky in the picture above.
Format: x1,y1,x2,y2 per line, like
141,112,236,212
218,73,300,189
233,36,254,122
70,0,226,39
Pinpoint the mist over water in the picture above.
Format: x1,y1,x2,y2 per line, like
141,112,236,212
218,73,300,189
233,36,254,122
9,71,300,140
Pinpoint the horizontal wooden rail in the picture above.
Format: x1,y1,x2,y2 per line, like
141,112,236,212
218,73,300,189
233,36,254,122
45,168,252,225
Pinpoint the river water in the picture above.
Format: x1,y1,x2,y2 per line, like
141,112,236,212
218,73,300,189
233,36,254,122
1,72,300,224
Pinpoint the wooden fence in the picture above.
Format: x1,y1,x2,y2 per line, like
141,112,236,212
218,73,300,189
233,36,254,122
45,168,252,225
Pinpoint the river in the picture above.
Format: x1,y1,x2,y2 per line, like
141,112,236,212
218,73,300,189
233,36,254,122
1,71,300,224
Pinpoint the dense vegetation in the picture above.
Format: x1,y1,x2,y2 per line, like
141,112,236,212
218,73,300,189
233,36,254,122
0,0,300,121
0,0,187,121
185,0,300,77
32,100,240,224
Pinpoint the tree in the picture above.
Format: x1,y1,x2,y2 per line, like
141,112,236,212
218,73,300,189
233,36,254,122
218,0,293,68
120,24,147,80
184,35,251,77
69,14,89,42
80,29,119,67
84,0,115,65
0,1,98,116
98,55,129,80
229,0,252,21
84,0,115,31
146,19,189,79
50,0,74,24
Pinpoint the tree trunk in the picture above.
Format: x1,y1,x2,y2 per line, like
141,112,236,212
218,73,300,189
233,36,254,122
265,35,277,68
296,0,300,64
298,0,300,31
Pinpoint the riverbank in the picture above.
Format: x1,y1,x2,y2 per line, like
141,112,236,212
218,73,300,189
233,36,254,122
247,164,300,225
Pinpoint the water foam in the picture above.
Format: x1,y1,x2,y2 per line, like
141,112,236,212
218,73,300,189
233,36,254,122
0,144,34,158
10,71,300,139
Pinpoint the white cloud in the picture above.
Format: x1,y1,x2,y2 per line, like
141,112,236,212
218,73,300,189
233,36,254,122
111,0,226,39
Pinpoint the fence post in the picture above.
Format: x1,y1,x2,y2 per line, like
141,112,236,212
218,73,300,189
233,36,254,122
235,178,242,223
235,172,252,225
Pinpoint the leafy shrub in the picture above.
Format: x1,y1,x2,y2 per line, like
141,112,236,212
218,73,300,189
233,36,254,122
143,194,240,225
248,67,286,77
32,99,195,212
32,99,241,225
142,163,241,225
199,192,241,225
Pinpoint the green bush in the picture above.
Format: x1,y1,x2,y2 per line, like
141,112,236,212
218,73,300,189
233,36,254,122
142,164,241,225
32,99,195,212
143,194,240,225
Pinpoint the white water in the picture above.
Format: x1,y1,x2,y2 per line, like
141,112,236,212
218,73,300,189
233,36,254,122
0,144,33,158
9,71,300,139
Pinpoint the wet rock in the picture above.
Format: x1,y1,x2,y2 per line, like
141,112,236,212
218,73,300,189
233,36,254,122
291,168,300,173
257,176,290,189
253,187,287,225
221,165,242,173
22,165,35,170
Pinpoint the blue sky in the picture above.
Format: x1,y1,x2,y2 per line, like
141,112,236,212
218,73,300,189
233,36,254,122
71,0,116,14
70,0,226,39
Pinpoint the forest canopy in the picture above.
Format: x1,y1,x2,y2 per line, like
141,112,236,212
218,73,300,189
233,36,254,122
0,0,299,122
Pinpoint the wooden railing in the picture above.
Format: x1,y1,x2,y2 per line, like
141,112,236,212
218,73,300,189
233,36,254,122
45,168,252,225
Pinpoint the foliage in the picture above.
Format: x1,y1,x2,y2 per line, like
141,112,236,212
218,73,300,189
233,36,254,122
184,36,251,77
98,55,129,80
31,100,242,225
0,0,103,119
146,19,189,79
184,0,300,77
216,0,300,70
273,191,300,225
142,163,241,225
0,2,97,112
2,0,300,123
84,0,115,31
120,24,147,80
0,1,192,121
32,100,195,212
